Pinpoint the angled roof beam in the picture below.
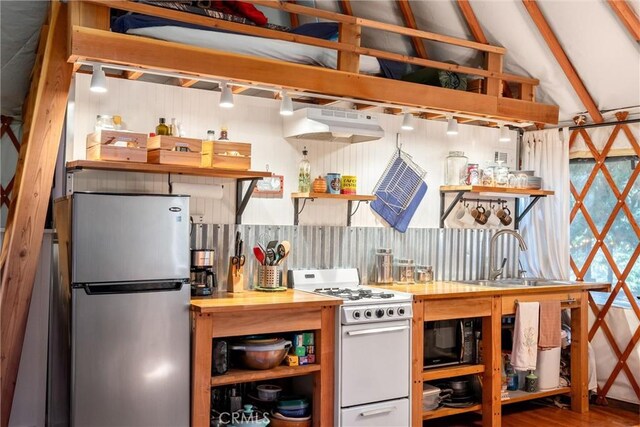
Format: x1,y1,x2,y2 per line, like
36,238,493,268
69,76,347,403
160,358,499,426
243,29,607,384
397,0,429,58
607,0,640,41
338,0,353,16
522,0,604,123
456,0,488,44
124,70,143,80
287,0,299,28
179,78,198,87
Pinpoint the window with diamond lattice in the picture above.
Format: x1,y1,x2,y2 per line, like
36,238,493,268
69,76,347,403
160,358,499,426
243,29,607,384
570,156,639,295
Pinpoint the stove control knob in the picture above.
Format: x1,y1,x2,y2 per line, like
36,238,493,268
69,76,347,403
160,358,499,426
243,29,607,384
364,310,372,319
387,308,395,316
397,307,406,316
353,311,361,320
375,309,385,318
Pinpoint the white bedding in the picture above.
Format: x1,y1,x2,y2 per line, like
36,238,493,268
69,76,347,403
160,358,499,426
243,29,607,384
128,26,383,75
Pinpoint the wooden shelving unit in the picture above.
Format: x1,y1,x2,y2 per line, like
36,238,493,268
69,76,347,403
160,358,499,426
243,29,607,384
439,185,554,228
211,364,321,387
290,192,377,226
422,403,482,420
65,160,273,224
501,387,571,405
422,364,485,382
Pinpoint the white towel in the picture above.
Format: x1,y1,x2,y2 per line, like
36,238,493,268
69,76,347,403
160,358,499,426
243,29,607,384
511,302,540,371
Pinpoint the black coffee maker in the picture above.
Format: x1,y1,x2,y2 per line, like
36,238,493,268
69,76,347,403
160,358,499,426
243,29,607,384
190,249,217,296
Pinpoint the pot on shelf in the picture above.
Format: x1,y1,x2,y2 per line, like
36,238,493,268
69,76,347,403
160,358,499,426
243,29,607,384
230,337,292,370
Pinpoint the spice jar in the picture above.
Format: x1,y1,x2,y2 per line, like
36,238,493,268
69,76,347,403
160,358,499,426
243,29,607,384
415,265,433,283
394,259,415,283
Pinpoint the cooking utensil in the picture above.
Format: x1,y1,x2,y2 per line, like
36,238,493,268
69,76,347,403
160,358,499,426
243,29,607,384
254,247,266,265
230,338,291,370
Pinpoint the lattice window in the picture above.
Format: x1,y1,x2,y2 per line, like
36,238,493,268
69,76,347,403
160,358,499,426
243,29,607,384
569,117,640,404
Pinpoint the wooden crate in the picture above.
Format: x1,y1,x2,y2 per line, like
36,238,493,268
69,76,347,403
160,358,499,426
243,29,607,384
147,135,202,153
86,130,147,149
202,141,251,170
86,145,147,163
147,149,201,167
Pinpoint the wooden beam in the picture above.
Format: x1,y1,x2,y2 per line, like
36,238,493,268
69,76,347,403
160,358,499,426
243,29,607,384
287,0,299,28
354,103,376,110
179,78,198,87
522,0,604,123
337,23,361,73
1,2,73,424
69,26,559,123
607,0,640,41
456,0,489,44
397,0,429,58
338,0,353,16
232,86,250,94
124,70,143,80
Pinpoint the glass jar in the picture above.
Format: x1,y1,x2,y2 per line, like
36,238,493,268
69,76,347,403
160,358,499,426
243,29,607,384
298,146,311,193
394,259,415,283
495,165,510,186
446,151,468,185
415,265,433,283
481,166,495,186
95,115,115,132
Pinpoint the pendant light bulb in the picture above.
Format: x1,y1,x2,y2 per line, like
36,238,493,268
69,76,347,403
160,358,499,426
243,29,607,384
401,112,414,131
219,82,234,108
446,116,459,135
280,91,293,116
499,125,511,142
90,64,107,93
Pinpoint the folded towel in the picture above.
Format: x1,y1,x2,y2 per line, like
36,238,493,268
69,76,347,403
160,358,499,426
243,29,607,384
511,301,540,371
538,300,561,348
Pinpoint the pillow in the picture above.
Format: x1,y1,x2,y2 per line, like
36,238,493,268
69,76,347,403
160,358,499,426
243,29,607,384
290,22,339,40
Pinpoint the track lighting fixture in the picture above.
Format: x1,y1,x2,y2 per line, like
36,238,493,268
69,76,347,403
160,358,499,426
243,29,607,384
401,112,414,131
280,91,293,116
90,64,107,93
446,116,459,135
499,125,511,142
219,82,234,108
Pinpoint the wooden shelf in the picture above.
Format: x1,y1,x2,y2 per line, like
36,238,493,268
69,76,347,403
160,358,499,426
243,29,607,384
210,364,321,387
422,364,485,381
440,185,554,196
501,387,570,405
66,160,272,180
291,192,377,201
422,404,482,420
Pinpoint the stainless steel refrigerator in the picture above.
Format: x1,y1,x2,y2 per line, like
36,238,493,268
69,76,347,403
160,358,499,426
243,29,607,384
69,193,190,427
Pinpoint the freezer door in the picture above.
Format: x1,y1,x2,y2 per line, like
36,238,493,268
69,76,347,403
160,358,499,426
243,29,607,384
72,193,189,283
71,281,190,427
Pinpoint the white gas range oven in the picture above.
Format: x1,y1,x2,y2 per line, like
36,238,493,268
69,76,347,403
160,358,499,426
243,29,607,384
288,268,413,427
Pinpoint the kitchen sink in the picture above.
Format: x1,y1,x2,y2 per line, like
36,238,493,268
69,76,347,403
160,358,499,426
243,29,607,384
462,279,578,288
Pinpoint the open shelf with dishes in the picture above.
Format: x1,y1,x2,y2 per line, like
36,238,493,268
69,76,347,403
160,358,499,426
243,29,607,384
290,192,377,226
438,185,554,228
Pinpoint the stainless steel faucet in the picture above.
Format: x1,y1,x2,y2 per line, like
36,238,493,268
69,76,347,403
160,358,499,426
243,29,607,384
489,230,528,280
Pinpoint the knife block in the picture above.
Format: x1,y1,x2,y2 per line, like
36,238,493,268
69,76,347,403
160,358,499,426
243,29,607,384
227,257,244,293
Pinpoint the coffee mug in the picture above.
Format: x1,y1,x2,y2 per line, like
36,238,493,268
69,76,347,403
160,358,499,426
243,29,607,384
475,206,488,225
486,208,502,227
497,206,512,226
325,173,341,194
455,205,476,226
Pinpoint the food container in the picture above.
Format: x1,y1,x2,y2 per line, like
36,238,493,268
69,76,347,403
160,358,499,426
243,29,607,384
341,175,357,194
269,412,311,427
325,173,341,194
276,398,310,418
415,265,433,283
465,163,479,185
394,259,415,283
422,383,441,411
312,176,327,193
230,338,292,370
374,248,394,284
257,385,282,401
202,141,252,170
230,404,270,427
445,151,467,185
86,129,148,163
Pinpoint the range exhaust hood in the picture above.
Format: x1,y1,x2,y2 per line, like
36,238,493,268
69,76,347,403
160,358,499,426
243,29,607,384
283,108,385,143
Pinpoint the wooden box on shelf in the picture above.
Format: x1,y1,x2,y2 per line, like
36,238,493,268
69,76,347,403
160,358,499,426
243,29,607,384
85,130,148,163
147,135,202,167
201,141,251,170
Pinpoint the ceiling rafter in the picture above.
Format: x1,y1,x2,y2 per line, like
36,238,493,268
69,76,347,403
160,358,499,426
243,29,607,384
396,0,429,58
287,0,299,28
522,0,604,123
338,0,353,17
124,70,143,80
456,0,488,44
179,78,198,87
607,0,640,42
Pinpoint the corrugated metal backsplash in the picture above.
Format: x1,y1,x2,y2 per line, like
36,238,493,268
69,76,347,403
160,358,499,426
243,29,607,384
192,225,521,290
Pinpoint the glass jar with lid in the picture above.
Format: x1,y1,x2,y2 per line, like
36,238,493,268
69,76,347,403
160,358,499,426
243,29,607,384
446,151,468,185
94,115,115,132
394,259,415,283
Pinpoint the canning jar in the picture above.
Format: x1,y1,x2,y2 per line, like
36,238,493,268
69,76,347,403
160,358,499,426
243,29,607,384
446,151,468,185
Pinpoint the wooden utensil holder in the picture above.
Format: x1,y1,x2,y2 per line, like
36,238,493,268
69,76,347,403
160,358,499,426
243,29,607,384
227,257,244,293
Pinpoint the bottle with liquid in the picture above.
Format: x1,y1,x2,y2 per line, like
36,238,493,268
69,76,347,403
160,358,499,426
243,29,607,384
155,118,169,136
113,115,123,130
206,130,216,141
219,127,229,140
169,118,177,136
298,146,311,193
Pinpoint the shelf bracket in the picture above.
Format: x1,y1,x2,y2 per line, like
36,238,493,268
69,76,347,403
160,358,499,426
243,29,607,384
514,195,544,229
347,200,368,226
439,191,465,227
235,178,259,224
293,197,314,226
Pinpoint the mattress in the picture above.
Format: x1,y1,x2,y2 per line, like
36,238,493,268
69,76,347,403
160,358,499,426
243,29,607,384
127,25,383,75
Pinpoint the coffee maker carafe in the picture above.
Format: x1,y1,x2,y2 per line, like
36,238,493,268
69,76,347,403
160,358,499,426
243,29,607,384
191,249,217,296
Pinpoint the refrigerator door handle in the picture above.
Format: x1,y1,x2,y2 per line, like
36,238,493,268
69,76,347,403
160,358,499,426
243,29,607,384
82,280,186,295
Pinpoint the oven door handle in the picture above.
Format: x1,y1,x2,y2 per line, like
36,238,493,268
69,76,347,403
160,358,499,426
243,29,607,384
359,406,396,417
346,325,409,336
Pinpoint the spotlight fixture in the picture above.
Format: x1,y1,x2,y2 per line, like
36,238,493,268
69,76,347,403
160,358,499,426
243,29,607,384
446,116,459,135
90,64,107,93
499,125,511,142
280,91,293,116
219,82,234,108
401,112,414,131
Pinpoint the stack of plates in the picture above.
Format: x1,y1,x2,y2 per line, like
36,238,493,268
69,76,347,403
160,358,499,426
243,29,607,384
526,176,542,189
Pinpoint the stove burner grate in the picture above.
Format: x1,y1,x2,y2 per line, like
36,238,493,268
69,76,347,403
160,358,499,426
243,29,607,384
313,287,397,301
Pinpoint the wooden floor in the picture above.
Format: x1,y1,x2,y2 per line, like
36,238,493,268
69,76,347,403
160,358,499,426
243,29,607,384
426,403,640,426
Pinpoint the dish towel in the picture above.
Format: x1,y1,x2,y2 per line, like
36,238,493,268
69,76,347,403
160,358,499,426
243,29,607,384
511,302,540,371
538,300,561,348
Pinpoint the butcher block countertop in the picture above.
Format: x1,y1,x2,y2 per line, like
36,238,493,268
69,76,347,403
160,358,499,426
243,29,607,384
190,289,342,313
370,280,611,300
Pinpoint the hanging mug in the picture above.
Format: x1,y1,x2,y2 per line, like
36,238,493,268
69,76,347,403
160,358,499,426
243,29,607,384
475,206,488,225
455,204,476,226
486,206,502,227
497,205,512,226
